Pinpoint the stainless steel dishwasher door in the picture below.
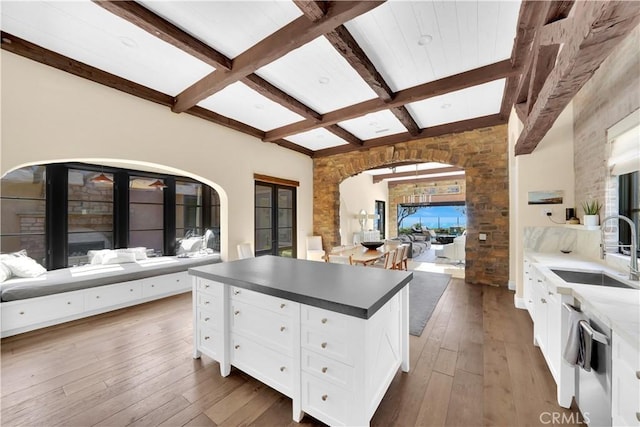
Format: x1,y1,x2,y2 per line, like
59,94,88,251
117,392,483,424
574,311,612,427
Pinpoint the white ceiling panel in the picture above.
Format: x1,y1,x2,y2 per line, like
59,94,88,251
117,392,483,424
345,0,521,91
0,1,214,96
139,1,302,59
407,79,506,128
256,36,378,115
198,82,304,132
338,110,408,140
286,128,349,151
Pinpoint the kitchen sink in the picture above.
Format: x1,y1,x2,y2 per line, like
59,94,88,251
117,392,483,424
550,269,635,289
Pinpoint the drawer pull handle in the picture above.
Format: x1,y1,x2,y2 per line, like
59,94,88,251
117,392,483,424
321,342,327,349
537,279,542,283
19,311,24,315
541,298,546,304
129,289,133,292
234,310,240,315
67,301,71,305
321,367,328,373
636,371,640,380
151,285,155,288
204,317,210,322
96,296,100,299
321,318,328,324
636,413,640,422
235,345,240,350
280,326,286,332
280,366,286,372
204,301,210,305
233,290,240,295
205,284,210,288
280,303,286,309
204,336,210,340
321,394,328,401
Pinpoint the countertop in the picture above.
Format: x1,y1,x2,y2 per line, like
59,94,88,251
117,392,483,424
189,255,413,319
525,251,640,349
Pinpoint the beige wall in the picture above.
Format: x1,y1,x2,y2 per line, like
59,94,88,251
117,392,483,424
338,173,388,245
0,51,314,261
509,104,575,296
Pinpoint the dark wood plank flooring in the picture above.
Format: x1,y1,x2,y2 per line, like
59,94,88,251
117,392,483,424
1,279,582,426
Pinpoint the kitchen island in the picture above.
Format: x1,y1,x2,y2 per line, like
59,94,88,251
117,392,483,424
189,255,412,426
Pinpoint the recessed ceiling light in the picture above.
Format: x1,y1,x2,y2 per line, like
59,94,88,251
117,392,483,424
441,103,452,109
318,76,330,85
119,37,138,48
417,34,433,46
375,128,390,134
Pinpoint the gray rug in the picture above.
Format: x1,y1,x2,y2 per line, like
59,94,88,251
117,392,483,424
409,271,451,336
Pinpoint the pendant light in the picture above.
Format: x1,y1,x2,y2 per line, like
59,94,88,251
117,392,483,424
90,165,113,184
148,179,167,189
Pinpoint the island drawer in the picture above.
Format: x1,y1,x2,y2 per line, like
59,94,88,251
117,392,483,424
197,325,221,359
301,348,353,390
301,372,350,426
230,299,294,356
196,292,221,312
231,333,294,397
301,305,353,336
197,307,221,331
301,324,355,366
230,286,295,317
195,278,223,297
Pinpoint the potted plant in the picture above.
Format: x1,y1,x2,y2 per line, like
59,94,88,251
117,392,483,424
582,200,602,226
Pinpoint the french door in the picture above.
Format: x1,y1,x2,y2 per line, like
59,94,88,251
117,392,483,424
255,182,296,257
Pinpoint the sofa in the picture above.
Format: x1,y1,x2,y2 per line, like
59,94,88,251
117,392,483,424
389,234,430,258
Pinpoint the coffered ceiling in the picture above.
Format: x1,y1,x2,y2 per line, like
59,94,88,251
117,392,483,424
1,1,638,158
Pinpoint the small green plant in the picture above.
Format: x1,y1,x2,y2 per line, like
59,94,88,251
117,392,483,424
582,200,602,215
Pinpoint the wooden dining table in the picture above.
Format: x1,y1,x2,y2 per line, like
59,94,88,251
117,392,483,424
332,243,400,266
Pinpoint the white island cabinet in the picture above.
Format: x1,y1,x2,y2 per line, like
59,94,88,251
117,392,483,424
190,256,412,426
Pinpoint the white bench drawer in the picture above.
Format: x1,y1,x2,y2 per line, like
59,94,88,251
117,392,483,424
1,292,84,330
142,272,188,298
84,281,142,311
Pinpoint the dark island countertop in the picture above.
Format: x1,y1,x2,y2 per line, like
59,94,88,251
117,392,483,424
189,255,413,319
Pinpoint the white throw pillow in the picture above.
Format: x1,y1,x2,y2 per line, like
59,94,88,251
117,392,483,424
117,247,147,260
88,249,112,265
0,261,12,282
177,237,203,254
0,251,46,278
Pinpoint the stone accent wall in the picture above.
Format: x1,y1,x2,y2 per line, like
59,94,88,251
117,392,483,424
313,124,509,286
573,27,640,219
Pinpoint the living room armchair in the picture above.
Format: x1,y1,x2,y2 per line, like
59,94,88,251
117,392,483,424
435,234,466,264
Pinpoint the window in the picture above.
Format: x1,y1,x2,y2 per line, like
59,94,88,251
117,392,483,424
618,171,639,256
397,202,467,235
255,181,297,258
0,166,46,264
0,163,221,269
374,200,386,239
129,176,164,252
68,169,114,265
176,180,203,239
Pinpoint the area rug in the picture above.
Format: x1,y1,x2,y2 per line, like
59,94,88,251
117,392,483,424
409,270,451,336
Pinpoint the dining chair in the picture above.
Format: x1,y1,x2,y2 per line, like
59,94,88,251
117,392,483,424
373,249,396,269
393,245,406,270
237,242,254,259
395,244,409,270
325,254,353,265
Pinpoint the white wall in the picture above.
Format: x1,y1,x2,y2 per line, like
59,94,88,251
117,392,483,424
339,173,388,245
0,51,314,261
509,103,575,297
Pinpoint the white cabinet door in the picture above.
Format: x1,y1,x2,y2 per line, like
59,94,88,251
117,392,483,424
545,291,560,383
523,257,535,319
612,331,640,426
532,268,548,352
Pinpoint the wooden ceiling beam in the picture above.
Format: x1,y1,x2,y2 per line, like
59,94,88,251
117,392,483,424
293,1,329,21
390,106,421,136
266,59,518,142
92,1,232,71
314,113,506,157
372,166,463,183
326,126,364,146
515,0,640,155
172,1,386,113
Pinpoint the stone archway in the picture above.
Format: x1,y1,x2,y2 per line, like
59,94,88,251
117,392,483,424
313,124,509,286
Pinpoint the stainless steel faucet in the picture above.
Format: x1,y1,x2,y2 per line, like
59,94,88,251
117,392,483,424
600,215,639,281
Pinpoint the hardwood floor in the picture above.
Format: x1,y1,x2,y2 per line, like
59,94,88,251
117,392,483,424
1,280,583,426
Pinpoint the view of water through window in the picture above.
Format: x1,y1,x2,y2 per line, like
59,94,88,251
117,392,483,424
397,204,466,234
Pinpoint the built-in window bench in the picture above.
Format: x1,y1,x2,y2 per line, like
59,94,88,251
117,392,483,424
0,255,221,337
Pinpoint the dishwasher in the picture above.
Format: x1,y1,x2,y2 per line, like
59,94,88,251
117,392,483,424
564,302,612,427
